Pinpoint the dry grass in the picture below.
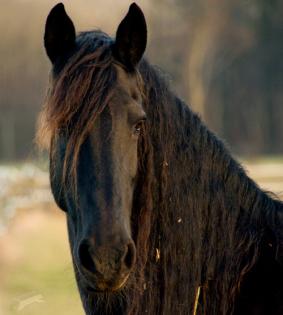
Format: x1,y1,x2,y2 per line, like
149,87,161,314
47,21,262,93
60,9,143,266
0,164,83,314
0,206,84,315
243,157,283,200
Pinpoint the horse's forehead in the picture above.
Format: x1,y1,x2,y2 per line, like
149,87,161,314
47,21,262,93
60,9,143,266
106,64,143,118
115,65,140,96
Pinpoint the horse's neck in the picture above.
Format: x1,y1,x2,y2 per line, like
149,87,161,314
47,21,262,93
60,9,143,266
172,96,283,262
146,95,282,313
168,97,274,217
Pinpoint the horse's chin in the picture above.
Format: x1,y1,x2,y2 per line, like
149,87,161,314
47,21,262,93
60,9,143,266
110,273,130,291
83,273,130,294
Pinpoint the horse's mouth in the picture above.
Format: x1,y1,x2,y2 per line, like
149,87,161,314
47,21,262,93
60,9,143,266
82,273,130,293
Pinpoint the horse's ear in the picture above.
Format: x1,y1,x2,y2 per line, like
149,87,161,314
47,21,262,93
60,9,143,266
44,3,76,64
113,3,147,71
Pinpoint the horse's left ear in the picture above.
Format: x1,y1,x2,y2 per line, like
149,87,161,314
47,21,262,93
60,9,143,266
113,3,147,71
44,3,76,64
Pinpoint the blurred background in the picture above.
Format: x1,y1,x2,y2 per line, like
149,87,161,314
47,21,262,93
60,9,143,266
0,0,282,314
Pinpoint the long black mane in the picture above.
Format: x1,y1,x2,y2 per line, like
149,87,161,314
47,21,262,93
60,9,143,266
121,59,283,314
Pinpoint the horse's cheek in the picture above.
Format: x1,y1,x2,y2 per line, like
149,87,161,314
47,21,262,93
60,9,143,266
67,212,79,244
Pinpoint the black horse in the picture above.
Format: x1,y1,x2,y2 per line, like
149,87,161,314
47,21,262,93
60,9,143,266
37,3,283,314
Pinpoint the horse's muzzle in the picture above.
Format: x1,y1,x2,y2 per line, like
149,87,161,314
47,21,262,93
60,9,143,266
77,238,136,291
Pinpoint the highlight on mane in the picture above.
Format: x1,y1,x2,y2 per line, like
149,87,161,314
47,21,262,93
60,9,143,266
36,32,117,182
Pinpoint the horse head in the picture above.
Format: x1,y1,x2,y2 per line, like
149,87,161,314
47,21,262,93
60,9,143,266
43,3,147,293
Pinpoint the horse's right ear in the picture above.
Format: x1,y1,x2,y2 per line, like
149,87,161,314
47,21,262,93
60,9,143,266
113,3,147,71
44,3,76,64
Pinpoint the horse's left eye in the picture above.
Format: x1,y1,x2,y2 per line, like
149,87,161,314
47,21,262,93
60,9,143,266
133,119,145,136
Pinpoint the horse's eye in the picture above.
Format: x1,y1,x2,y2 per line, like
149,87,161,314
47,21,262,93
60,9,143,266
133,119,146,136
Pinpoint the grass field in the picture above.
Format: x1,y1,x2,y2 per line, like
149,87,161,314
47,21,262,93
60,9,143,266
0,164,84,315
0,208,83,315
0,158,283,314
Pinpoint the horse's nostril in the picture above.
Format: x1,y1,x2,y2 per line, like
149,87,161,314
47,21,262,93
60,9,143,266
78,240,96,273
123,242,136,270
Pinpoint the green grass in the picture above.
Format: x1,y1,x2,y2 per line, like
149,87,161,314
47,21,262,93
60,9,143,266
0,210,84,315
240,155,283,164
